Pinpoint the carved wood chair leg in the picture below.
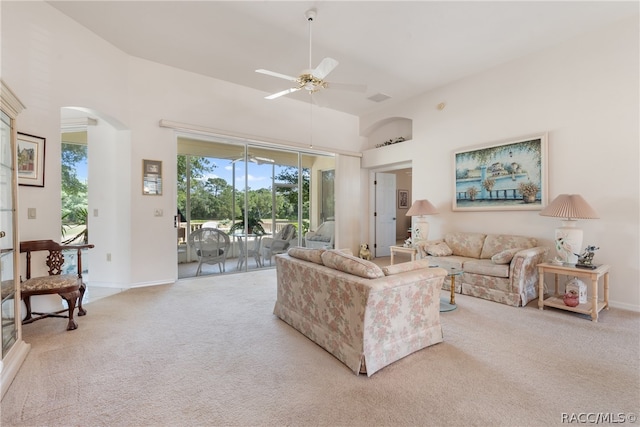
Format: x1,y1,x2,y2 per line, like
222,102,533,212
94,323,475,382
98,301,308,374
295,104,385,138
60,290,80,331
23,295,33,321
77,282,87,316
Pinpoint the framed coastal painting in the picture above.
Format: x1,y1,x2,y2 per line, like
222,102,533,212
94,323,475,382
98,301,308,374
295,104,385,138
17,133,46,187
453,134,548,211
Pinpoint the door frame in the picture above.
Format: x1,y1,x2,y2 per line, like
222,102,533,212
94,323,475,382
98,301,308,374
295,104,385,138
367,161,412,258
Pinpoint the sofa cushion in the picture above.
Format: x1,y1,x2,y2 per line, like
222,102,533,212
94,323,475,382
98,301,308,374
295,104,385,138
491,248,521,264
321,249,385,279
425,242,453,257
287,247,325,265
382,259,430,276
463,259,510,278
480,234,538,259
444,232,487,258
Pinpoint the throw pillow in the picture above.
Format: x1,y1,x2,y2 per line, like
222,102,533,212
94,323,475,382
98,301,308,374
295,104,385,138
426,242,453,257
321,249,385,279
287,247,325,265
491,248,521,264
382,259,430,276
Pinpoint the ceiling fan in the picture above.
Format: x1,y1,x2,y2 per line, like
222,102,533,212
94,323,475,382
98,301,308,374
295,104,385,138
256,8,366,103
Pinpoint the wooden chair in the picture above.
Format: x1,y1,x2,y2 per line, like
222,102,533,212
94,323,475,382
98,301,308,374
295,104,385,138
20,240,94,331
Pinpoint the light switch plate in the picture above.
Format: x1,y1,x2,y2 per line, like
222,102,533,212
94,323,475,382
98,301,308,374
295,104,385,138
27,208,36,219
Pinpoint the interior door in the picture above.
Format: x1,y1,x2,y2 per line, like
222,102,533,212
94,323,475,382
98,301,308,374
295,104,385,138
374,172,396,257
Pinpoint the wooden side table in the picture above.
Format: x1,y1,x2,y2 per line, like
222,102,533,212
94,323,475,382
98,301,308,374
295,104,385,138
537,262,610,322
389,245,417,265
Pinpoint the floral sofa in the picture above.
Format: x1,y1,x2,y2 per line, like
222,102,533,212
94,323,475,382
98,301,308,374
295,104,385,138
274,247,447,376
417,232,548,307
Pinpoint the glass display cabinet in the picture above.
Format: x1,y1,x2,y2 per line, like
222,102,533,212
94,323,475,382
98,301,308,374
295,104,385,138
1,80,30,400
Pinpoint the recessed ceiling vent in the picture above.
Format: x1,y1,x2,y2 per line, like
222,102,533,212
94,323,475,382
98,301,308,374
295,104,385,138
368,93,391,103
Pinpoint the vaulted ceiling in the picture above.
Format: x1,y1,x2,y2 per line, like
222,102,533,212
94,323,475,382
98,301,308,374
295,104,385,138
49,1,638,117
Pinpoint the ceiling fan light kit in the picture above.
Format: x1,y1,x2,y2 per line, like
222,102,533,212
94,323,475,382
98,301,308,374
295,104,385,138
256,8,365,103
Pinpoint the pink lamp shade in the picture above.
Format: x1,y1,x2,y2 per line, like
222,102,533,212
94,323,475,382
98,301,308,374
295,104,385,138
539,194,599,264
539,194,599,219
406,199,438,243
406,199,439,217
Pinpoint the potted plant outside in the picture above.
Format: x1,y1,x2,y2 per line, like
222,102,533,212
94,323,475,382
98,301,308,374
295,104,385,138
518,182,540,203
229,208,266,235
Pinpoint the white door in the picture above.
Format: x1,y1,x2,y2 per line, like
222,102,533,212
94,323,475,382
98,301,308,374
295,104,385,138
374,173,396,257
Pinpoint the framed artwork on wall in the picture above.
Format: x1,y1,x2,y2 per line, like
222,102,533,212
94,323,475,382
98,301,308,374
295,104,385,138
398,189,409,209
453,133,548,211
143,159,163,195
17,132,46,187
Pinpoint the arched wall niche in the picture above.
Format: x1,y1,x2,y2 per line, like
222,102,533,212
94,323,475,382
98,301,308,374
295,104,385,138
361,117,413,150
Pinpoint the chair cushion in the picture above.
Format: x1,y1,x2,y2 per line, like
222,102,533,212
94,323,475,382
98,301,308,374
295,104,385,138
197,249,224,256
21,274,80,293
321,249,384,279
307,235,331,242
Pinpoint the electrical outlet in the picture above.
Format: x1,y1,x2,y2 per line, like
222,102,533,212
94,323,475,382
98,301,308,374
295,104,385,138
154,208,163,217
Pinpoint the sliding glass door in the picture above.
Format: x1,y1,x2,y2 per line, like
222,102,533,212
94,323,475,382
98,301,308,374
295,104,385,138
177,136,333,279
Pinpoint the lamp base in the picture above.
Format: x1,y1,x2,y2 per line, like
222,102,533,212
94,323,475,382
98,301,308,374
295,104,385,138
554,220,583,264
412,218,430,246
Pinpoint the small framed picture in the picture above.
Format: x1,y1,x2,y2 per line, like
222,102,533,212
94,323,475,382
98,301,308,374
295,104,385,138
398,189,409,209
17,133,46,187
143,159,162,195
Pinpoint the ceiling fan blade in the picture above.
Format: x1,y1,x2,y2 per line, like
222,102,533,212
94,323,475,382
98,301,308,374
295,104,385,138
326,82,367,92
265,87,301,100
311,57,338,79
256,69,298,82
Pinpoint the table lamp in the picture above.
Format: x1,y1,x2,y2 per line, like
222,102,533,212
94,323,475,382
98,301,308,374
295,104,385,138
539,194,599,264
406,199,439,245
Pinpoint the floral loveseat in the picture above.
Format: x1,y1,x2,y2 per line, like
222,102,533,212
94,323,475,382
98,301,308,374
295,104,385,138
417,232,548,307
274,247,446,376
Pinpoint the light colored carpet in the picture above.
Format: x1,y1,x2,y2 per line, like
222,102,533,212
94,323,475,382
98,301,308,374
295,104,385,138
2,269,639,427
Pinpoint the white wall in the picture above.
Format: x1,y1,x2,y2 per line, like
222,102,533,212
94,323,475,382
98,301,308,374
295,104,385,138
2,1,363,288
360,17,639,311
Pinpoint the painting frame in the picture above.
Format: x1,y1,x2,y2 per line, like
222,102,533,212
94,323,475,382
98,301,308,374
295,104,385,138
17,132,46,187
453,133,548,212
397,189,409,209
142,159,163,196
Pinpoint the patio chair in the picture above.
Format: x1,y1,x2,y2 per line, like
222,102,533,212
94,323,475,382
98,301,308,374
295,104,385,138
305,220,335,249
188,228,231,276
19,240,94,331
261,224,297,266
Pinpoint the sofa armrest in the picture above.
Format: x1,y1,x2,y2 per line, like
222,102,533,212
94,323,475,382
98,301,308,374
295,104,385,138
363,266,447,375
509,246,549,306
